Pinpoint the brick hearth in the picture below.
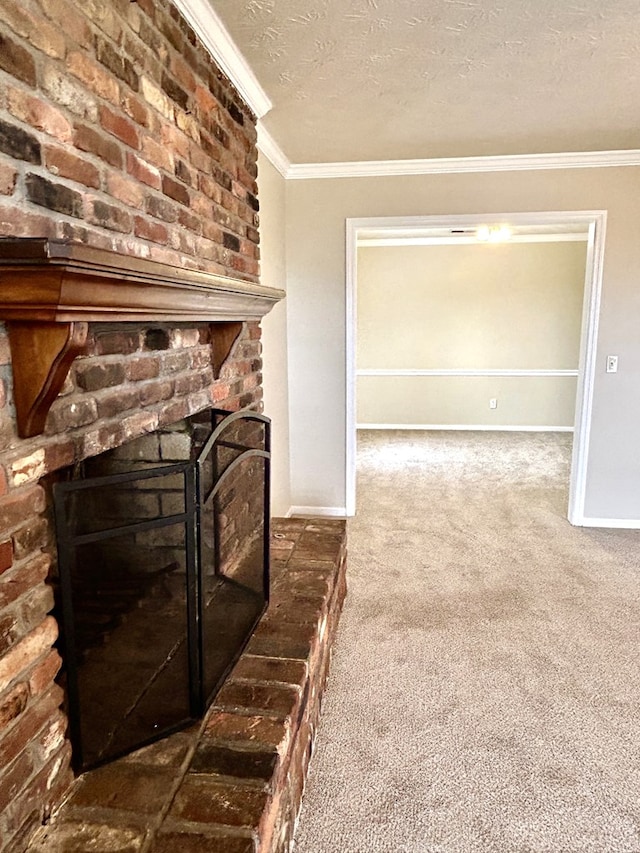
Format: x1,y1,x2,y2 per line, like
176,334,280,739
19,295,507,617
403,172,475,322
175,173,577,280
25,518,347,853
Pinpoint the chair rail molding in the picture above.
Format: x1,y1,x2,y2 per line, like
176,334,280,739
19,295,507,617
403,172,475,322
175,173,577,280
356,369,579,377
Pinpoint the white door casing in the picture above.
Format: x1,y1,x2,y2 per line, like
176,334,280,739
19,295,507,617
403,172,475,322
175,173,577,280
345,211,607,523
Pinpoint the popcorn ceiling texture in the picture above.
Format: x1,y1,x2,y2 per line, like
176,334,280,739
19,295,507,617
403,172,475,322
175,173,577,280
211,0,640,162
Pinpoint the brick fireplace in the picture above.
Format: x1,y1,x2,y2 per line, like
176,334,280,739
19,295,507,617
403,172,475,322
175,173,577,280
0,2,347,850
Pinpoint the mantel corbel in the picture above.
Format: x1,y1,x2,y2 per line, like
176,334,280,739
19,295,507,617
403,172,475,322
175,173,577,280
0,239,285,438
7,320,89,438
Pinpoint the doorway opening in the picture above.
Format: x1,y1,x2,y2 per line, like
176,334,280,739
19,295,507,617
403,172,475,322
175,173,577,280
345,212,607,524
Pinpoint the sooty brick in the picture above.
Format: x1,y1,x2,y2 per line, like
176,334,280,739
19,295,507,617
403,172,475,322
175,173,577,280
161,72,189,111
223,232,241,253
96,37,139,91
0,120,41,164
227,102,244,126
25,174,82,217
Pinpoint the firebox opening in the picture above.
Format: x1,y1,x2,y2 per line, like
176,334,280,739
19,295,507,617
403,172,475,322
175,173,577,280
50,408,271,772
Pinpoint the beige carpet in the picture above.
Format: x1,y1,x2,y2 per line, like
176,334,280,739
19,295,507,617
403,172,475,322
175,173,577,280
293,431,640,853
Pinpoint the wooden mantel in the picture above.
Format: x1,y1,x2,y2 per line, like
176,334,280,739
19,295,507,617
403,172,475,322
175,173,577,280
0,239,285,437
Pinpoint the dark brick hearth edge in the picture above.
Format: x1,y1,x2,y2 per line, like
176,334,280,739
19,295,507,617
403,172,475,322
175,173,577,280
25,518,347,853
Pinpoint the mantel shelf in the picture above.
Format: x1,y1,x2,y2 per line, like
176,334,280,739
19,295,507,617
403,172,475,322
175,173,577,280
0,239,285,437
0,238,284,322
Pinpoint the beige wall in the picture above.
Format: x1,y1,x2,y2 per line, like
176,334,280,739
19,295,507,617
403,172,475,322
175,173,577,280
357,241,586,427
285,166,640,521
357,375,578,427
357,242,586,368
257,153,291,516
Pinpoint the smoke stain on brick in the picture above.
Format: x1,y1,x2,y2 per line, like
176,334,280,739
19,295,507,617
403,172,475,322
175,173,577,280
223,232,241,253
0,119,41,164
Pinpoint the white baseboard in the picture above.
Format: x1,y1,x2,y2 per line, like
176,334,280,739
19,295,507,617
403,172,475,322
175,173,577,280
357,424,574,432
573,516,640,529
289,506,348,518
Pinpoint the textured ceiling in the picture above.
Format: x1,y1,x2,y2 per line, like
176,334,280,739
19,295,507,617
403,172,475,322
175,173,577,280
208,0,640,163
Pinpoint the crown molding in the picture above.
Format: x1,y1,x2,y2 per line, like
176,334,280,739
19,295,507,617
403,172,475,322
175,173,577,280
286,149,640,180
257,123,291,177
172,0,272,119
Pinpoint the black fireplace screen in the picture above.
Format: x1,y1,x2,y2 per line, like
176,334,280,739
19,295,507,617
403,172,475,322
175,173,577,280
53,408,270,771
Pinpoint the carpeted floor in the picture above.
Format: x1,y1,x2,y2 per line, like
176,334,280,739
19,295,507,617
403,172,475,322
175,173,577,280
293,431,640,853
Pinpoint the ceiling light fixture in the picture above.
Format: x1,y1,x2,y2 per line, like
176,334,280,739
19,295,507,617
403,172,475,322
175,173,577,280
476,224,512,243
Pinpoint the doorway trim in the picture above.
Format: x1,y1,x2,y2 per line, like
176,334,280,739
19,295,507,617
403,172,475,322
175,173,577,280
345,210,608,523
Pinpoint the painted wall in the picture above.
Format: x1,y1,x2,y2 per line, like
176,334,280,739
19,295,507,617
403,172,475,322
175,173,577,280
357,375,579,428
285,166,640,522
357,241,586,427
258,153,292,516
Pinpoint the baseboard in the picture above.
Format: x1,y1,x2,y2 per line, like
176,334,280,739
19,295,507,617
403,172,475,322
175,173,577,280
357,424,575,432
573,516,640,529
289,506,348,518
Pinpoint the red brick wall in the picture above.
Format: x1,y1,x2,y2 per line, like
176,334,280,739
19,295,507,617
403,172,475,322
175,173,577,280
0,0,267,847
0,0,260,278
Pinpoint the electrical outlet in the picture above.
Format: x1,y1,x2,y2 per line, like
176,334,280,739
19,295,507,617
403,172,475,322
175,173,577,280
489,398,497,409
606,355,618,373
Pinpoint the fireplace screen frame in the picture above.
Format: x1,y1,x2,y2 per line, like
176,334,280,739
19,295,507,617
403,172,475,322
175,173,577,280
53,408,271,772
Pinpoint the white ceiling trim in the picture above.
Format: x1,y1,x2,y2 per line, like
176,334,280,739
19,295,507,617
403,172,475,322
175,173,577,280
348,211,604,230
173,0,272,119
286,149,640,180
257,124,291,178
357,233,588,247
